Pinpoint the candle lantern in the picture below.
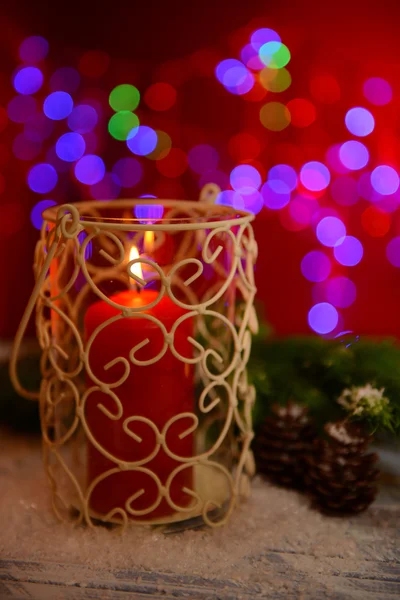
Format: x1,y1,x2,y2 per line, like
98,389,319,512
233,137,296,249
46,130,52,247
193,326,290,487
11,192,258,530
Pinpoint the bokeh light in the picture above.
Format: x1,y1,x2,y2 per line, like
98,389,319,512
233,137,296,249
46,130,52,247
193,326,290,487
331,176,359,206
325,276,357,308
134,204,164,223
268,164,297,192
310,74,341,104
334,236,363,266
259,67,291,92
308,302,338,334
358,171,383,202
371,165,399,195
240,44,264,70
261,181,291,209
112,157,143,187
108,111,139,141
30,199,56,230
345,107,374,137
7,95,37,123
109,84,140,112
326,144,350,174
260,102,291,131
228,132,260,161
27,163,58,193
13,67,43,95
19,36,49,64
188,144,219,174
301,250,331,282
250,28,281,50
259,42,290,69
286,98,316,127
68,104,98,133
363,77,393,106
316,216,346,247
386,237,400,267
147,130,172,161
13,134,42,161
300,161,330,191
127,126,158,156
78,50,110,78
339,141,369,170
230,164,261,193
216,190,244,209
56,132,85,162
155,147,188,178
49,67,80,93
361,206,391,237
215,59,254,95
43,92,73,120
90,173,121,200
242,190,264,214
289,195,319,228
74,155,105,185
144,83,177,111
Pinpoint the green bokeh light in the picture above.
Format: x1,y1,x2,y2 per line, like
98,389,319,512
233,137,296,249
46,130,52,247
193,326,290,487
260,42,291,69
109,84,140,112
108,111,139,141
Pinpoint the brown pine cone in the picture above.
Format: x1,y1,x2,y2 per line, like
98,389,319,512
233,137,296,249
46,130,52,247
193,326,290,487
305,421,380,514
254,401,316,488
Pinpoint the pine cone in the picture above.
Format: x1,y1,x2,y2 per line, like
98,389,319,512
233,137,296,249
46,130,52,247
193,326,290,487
254,401,316,488
305,421,379,513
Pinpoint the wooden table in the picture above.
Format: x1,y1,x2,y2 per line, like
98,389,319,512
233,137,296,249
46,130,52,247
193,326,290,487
0,429,399,600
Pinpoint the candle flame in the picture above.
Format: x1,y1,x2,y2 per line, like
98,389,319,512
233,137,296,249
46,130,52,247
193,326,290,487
129,245,143,281
144,230,155,253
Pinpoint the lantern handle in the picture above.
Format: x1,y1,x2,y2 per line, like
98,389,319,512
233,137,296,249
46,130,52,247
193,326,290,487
9,237,59,401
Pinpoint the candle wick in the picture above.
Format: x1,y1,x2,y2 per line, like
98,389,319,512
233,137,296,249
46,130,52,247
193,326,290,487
136,283,141,294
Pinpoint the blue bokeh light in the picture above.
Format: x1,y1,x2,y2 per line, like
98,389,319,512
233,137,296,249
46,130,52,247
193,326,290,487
242,190,264,214
334,236,363,266
134,204,164,223
127,126,157,156
339,141,369,170
230,164,261,194
250,28,281,51
386,237,400,267
301,250,331,282
371,165,399,195
345,107,375,137
215,59,254,95
19,36,49,64
68,104,98,134
30,199,56,230
112,157,143,187
326,276,356,308
74,155,105,185
316,216,346,247
7,95,37,123
240,44,264,70
56,132,86,162
268,164,297,192
13,67,43,95
27,163,58,193
216,190,244,210
261,181,290,209
43,92,73,120
300,161,331,191
308,302,339,334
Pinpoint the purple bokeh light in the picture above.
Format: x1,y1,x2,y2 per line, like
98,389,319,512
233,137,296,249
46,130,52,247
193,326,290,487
19,36,49,64
345,107,374,137
334,236,363,266
43,92,73,120
371,165,399,195
301,250,331,282
49,68,80,94
127,126,158,156
7,95,37,123
268,164,297,192
56,132,86,162
90,172,121,200
308,302,339,334
363,77,393,106
261,180,290,209
316,216,346,247
74,155,105,185
27,163,58,193
30,199,56,230
326,276,357,308
300,161,331,191
188,144,219,174
112,157,143,187
13,67,43,95
68,104,98,134
339,141,369,170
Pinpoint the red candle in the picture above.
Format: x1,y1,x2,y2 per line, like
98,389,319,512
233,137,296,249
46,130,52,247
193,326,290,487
84,254,194,522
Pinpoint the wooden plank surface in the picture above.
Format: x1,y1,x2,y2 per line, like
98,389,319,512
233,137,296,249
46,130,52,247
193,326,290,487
0,429,399,599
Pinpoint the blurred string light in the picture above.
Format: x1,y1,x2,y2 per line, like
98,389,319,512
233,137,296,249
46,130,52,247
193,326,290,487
286,98,316,128
259,41,290,69
13,66,43,95
112,157,143,187
49,68,80,93
30,199,56,230
90,172,121,200
127,126,158,156
135,204,164,223
230,164,261,193
334,236,363,266
43,91,73,120
345,107,374,137
331,176,359,206
250,28,281,50
260,102,291,131
240,44,264,70
215,59,254,95
260,67,291,92
339,141,369,170
109,84,140,112
386,237,400,267
363,77,392,106
7,96,37,123
268,164,297,192
27,163,58,193
74,154,105,185
68,104,98,133
261,180,290,209
108,111,139,141
308,302,338,334
147,131,172,160
316,216,346,247
56,132,86,162
371,165,399,195
289,195,319,228
19,36,49,64
301,250,331,282
300,161,330,191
